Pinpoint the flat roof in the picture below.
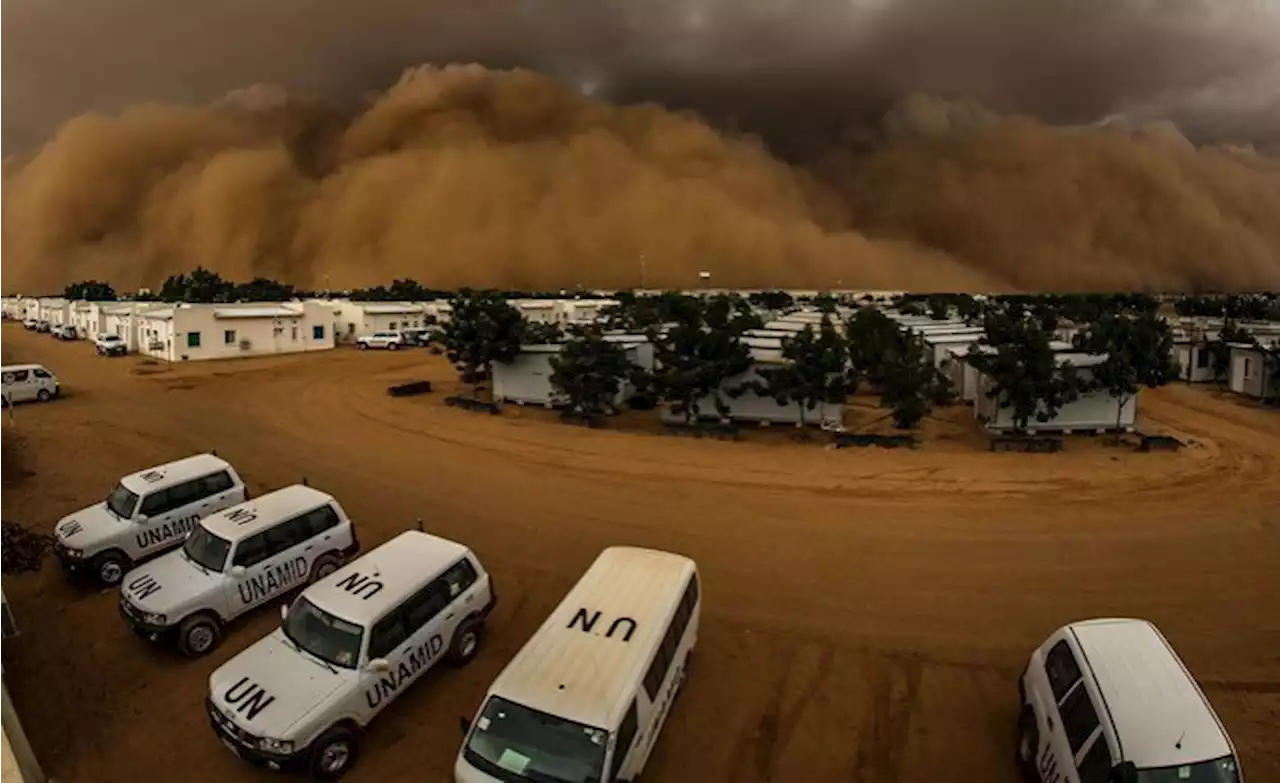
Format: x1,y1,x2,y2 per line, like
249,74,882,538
306,531,470,625
119,453,231,495
355,303,422,315
213,306,302,319
201,485,334,541
488,547,696,731
1068,619,1232,768
138,308,175,320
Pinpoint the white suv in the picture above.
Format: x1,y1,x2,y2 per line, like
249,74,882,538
355,331,404,350
52,454,248,586
119,484,360,658
94,333,127,356
206,529,496,780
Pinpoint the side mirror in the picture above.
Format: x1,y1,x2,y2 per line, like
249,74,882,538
230,565,246,577
1111,762,1138,783
368,658,391,673
459,716,472,736
279,604,289,621
135,514,149,523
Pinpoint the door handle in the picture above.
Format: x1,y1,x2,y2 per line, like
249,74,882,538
1047,715,1054,731
304,545,314,551
446,612,456,620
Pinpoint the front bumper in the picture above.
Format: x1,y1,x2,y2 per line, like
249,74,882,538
52,540,88,573
118,597,174,641
206,697,304,772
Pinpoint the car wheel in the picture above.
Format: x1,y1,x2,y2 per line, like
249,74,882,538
177,614,223,658
388,342,398,351
92,551,131,586
310,554,341,583
357,342,367,350
447,619,482,667
309,726,359,781
1016,707,1040,781
36,389,51,402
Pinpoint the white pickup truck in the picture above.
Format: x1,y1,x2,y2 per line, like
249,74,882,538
94,333,127,356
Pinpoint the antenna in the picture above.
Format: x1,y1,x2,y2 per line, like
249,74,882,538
302,476,309,487
211,449,218,457
415,518,424,532
1175,731,1185,750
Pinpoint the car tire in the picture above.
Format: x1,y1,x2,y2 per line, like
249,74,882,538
36,389,51,402
447,619,483,667
1016,706,1040,782
92,551,131,586
388,342,398,351
309,726,359,781
177,613,223,658
309,554,341,584
357,342,368,350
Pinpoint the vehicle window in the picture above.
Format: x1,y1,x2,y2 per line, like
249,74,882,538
643,638,672,700
1133,755,1240,783
183,525,231,573
1044,640,1083,702
264,518,305,555
1076,733,1112,783
610,700,639,781
139,490,169,516
368,609,410,659
304,505,341,537
442,558,478,599
1060,681,1101,755
201,471,234,495
403,583,451,632
463,696,607,783
282,597,363,669
233,533,270,568
164,480,202,511
106,484,140,519
8,370,30,382
32,369,51,379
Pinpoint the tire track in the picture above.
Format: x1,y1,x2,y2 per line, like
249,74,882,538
853,654,924,783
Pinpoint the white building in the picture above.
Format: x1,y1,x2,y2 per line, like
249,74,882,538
36,299,70,327
1227,343,1279,401
1172,338,1219,383
918,331,986,368
329,301,426,343
492,336,654,408
974,352,1138,433
134,302,335,362
511,300,558,325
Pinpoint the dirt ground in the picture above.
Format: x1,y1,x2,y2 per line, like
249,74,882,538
2,323,1278,783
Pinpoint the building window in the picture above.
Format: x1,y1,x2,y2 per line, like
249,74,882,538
1244,358,1254,379
313,325,325,340
1195,348,1209,368
224,329,236,345
389,321,398,330
291,325,298,341
187,332,201,348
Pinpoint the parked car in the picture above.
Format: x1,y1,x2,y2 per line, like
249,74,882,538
53,325,79,340
1,364,61,405
356,331,405,350
94,333,128,356
34,320,51,333
400,328,433,346
22,319,38,330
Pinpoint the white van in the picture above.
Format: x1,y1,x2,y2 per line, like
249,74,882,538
52,454,248,586
455,546,700,783
1,364,60,405
1018,618,1242,783
118,485,360,657
206,529,496,780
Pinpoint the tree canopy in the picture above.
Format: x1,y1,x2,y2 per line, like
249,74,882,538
63,280,116,301
1076,312,1178,431
879,333,955,429
443,289,527,389
644,296,754,423
967,314,1081,431
549,325,633,416
844,308,902,390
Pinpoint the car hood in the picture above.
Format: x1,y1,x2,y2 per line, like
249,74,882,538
121,550,221,614
209,631,351,740
55,504,127,550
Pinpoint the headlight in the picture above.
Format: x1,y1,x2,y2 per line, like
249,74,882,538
143,611,167,625
62,546,85,559
258,737,294,754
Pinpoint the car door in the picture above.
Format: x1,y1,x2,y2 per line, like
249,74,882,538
198,471,242,515
31,368,56,397
437,558,483,645
226,521,310,615
4,370,33,402
361,605,412,717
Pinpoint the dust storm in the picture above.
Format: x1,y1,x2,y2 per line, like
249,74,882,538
2,0,1279,293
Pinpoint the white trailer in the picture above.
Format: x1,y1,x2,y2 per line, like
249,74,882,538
974,353,1137,433
492,337,654,408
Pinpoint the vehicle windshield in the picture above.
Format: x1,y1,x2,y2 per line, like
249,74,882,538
1136,756,1241,783
182,525,231,573
105,483,140,519
463,696,608,783
281,598,364,670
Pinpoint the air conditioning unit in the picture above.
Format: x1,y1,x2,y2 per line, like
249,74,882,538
239,339,252,350
148,341,164,350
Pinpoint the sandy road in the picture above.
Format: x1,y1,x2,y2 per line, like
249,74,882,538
2,324,1278,783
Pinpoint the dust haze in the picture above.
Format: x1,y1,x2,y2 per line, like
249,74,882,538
3,0,1279,293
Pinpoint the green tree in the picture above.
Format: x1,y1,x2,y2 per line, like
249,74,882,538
1078,312,1179,435
645,296,753,424
550,326,633,417
1206,320,1253,383
844,308,902,390
443,289,527,392
1,522,53,575
968,315,1082,432
750,317,848,427
879,334,954,428
63,280,117,301
748,290,795,313
159,267,235,303
232,277,295,302
523,321,564,345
